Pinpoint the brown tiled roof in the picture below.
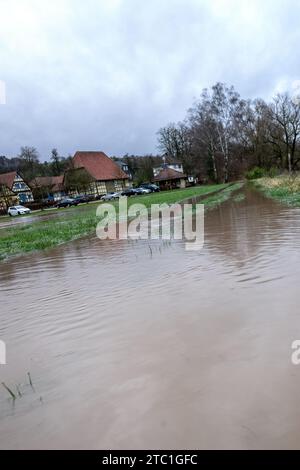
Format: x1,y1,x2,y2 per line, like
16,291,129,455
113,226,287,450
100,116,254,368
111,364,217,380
73,151,128,181
31,175,64,192
154,167,186,182
0,171,17,189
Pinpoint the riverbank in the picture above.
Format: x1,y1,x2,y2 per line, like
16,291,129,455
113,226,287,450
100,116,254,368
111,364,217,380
253,175,300,207
0,183,242,261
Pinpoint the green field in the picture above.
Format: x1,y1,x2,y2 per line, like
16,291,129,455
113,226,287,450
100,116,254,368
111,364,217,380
0,183,241,261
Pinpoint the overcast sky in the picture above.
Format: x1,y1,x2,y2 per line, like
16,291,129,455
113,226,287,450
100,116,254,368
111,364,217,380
1,0,300,160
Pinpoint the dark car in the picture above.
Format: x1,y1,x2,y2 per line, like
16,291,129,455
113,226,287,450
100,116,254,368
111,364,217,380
57,198,79,208
73,194,94,204
94,193,105,200
140,183,160,192
135,187,151,195
121,188,138,197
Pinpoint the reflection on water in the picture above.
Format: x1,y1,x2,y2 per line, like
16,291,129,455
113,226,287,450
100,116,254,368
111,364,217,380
1,188,300,449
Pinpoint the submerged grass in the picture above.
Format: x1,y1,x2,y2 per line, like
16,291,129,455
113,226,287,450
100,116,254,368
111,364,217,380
2,382,17,400
253,174,300,206
201,183,243,209
232,193,246,203
0,183,235,260
1,372,36,401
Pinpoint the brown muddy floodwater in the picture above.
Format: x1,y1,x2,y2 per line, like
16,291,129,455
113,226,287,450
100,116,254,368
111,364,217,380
1,187,300,449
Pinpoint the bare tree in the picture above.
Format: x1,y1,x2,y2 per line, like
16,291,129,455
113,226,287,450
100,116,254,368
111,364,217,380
157,123,192,168
187,84,248,182
270,93,300,171
209,83,244,182
50,148,62,176
188,89,219,182
18,146,40,181
19,146,39,164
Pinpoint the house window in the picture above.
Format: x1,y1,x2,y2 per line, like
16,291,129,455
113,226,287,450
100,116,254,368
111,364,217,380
19,193,28,203
114,180,123,192
14,182,28,190
96,181,107,194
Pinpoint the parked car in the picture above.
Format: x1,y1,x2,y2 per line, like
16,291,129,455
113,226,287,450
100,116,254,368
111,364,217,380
8,205,31,216
57,198,79,208
94,194,104,200
101,192,121,201
140,183,160,192
121,188,138,197
135,187,151,195
73,194,94,204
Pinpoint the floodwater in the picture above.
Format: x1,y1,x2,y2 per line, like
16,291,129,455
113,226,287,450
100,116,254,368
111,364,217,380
0,204,93,230
1,187,300,450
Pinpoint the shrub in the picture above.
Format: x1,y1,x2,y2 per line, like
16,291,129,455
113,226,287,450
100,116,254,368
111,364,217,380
268,167,279,178
245,167,267,180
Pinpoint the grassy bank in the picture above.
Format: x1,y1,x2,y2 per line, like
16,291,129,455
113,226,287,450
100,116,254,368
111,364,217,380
0,183,240,261
253,175,300,207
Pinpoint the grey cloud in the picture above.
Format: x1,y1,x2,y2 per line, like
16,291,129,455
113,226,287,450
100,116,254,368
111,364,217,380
1,0,300,159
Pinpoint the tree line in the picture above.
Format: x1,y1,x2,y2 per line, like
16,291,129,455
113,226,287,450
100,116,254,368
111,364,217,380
0,148,163,186
157,82,300,183
0,147,73,182
0,148,79,206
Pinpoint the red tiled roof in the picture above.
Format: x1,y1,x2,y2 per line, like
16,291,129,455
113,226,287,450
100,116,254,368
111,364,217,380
154,167,186,182
73,151,128,181
31,175,64,192
0,171,17,189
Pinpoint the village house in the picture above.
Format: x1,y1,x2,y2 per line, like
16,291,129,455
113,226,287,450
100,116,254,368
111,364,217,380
154,159,197,186
0,182,17,212
113,158,133,180
153,167,187,190
0,171,33,208
30,175,66,201
72,151,129,196
153,160,184,177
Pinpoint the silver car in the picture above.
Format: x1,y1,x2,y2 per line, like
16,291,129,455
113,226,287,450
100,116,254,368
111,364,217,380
101,192,121,201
